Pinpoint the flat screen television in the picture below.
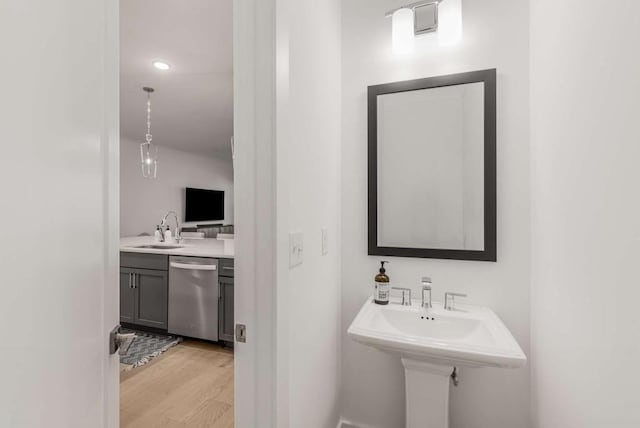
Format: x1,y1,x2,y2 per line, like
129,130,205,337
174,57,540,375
185,187,225,222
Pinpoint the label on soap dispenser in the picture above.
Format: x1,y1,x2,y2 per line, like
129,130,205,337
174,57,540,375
374,281,390,304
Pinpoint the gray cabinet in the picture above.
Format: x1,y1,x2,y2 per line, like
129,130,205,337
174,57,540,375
218,259,234,343
120,269,136,324
120,252,168,270
120,252,233,338
120,252,169,330
218,276,234,342
134,269,168,329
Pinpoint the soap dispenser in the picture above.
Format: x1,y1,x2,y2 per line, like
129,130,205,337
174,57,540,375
154,225,162,242
374,261,390,305
164,228,173,243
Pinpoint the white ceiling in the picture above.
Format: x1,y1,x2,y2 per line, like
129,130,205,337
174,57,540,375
120,0,233,158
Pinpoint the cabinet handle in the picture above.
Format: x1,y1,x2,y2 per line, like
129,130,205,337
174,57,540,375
170,262,217,271
129,273,133,289
133,273,137,289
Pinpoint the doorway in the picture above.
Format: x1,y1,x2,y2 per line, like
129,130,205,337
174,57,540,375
0,0,278,427
118,1,235,426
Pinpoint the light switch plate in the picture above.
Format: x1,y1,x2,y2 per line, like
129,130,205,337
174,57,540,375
321,228,328,255
289,232,304,268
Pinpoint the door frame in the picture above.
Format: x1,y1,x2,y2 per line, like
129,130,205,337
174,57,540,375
104,0,120,426
103,0,280,427
233,0,279,426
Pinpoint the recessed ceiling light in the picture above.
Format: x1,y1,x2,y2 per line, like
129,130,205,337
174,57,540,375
152,61,171,71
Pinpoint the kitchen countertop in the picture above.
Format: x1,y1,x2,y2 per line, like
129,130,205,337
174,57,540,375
120,236,234,258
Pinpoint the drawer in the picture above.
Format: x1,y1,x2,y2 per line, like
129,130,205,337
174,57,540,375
219,258,235,277
120,252,169,271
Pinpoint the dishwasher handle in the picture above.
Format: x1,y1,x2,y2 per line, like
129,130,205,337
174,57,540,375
170,262,217,271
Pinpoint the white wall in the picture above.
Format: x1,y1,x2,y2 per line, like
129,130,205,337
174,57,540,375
275,0,343,426
340,1,531,427
530,2,640,427
119,137,233,236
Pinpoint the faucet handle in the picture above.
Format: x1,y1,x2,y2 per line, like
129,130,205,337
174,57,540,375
391,287,412,306
421,276,432,289
444,292,467,311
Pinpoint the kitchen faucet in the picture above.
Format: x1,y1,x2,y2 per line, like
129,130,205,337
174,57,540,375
160,211,181,243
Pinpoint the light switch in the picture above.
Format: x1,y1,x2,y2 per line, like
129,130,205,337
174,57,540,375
289,232,304,268
321,228,328,255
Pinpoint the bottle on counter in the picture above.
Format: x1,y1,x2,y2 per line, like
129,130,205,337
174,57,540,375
164,228,173,243
154,225,162,242
374,261,390,305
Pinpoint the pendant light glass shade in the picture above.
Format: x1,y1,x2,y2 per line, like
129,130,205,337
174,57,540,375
141,87,158,178
140,141,158,178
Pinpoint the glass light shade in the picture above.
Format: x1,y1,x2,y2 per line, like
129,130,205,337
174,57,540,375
392,8,415,55
140,142,158,178
438,0,463,46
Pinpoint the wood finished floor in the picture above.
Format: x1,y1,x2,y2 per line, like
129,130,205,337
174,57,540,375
120,340,234,428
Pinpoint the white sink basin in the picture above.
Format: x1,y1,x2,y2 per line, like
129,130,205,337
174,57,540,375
348,297,526,368
348,297,526,428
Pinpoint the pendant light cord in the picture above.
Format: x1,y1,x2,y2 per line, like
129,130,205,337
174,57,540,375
146,91,152,143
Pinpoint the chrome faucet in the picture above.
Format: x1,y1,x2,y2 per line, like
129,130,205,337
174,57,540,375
392,287,412,306
160,211,181,243
421,277,432,309
444,292,467,311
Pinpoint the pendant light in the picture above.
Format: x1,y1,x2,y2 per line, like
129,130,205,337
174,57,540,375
140,86,158,178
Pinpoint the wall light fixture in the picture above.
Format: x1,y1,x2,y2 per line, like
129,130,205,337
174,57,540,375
386,0,462,54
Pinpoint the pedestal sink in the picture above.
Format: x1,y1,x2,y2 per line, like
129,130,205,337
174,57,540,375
348,297,526,428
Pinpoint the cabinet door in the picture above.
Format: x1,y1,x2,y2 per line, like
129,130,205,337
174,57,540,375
120,269,136,324
219,276,234,342
219,258,234,277
134,268,168,329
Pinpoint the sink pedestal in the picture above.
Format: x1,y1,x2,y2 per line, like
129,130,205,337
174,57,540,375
401,358,453,428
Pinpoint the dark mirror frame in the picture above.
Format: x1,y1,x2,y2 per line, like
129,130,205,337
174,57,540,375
368,69,497,262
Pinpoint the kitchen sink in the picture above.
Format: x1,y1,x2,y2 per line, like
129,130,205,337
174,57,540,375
133,244,184,250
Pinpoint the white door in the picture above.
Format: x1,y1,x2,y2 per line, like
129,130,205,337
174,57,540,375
0,1,120,428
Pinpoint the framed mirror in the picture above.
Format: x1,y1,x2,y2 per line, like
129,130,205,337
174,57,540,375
368,69,496,261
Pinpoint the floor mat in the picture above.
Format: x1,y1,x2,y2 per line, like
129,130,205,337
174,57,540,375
119,328,182,371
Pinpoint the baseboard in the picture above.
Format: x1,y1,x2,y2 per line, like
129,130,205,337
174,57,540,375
336,417,379,428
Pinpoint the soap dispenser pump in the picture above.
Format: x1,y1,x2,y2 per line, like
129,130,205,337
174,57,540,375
374,261,390,305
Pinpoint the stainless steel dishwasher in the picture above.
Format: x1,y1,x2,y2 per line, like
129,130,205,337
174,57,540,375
168,256,219,341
